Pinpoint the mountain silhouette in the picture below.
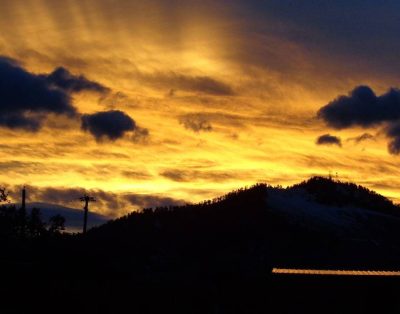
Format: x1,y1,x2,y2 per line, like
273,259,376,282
82,176,400,270
2,176,400,314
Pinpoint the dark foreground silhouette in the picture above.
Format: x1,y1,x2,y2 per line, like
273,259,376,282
1,177,400,313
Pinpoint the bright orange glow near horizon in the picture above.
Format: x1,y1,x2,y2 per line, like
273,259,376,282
1,0,400,217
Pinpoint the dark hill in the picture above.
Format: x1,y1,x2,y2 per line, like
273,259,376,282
2,177,400,314
81,177,400,271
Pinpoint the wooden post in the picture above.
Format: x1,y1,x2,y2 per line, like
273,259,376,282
80,195,95,234
83,197,89,234
21,186,26,211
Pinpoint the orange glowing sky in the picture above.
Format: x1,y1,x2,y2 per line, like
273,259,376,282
1,0,400,216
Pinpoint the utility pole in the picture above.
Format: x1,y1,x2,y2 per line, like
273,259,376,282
80,194,95,234
21,186,26,211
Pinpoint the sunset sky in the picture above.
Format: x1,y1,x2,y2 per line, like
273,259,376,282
1,0,400,217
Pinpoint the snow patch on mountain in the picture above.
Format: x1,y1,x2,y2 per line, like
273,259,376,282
266,187,400,244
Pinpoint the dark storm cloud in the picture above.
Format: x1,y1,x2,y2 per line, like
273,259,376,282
43,67,110,94
0,57,77,131
179,114,213,133
0,56,111,133
81,110,136,141
316,134,342,147
317,85,400,155
138,71,234,96
317,86,400,129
